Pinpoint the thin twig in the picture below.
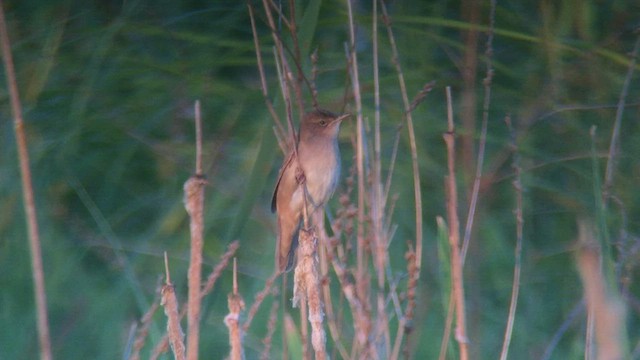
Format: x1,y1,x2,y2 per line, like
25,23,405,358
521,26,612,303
201,241,240,298
379,0,424,273
130,292,161,360
260,299,280,360
247,3,286,139
242,271,279,332
345,0,372,356
603,33,640,203
499,114,523,360
461,0,497,265
444,86,469,360
315,211,350,360
0,3,52,359
287,0,306,120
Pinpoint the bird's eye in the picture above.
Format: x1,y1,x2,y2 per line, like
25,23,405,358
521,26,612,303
319,120,327,126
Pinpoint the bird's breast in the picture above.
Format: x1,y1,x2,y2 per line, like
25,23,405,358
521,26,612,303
298,140,340,207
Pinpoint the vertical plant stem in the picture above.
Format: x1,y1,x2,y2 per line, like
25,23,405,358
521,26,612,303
162,253,186,360
247,3,285,138
461,0,497,265
293,229,327,360
345,0,366,280
444,87,469,360
225,259,245,360
499,115,523,360
603,34,640,202
0,3,52,359
260,299,280,360
459,0,481,176
345,1,373,357
371,0,390,355
185,101,207,360
287,0,305,120
379,0,423,272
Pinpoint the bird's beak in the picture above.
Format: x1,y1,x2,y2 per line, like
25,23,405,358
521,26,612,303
335,113,351,123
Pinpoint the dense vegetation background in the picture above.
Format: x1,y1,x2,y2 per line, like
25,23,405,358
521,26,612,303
1,0,639,359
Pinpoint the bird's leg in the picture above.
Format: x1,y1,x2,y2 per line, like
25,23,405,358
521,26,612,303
295,166,311,230
295,166,306,185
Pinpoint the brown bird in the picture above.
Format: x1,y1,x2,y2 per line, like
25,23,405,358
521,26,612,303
271,109,348,272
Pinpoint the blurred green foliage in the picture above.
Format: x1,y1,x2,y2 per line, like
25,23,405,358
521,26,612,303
1,0,639,359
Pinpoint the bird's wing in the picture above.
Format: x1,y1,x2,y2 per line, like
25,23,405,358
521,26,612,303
271,150,296,213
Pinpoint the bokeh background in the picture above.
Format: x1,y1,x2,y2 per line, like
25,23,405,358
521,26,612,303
1,0,639,358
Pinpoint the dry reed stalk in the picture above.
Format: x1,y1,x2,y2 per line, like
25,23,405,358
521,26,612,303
293,229,327,360
314,211,350,360
260,299,280,360
370,1,392,354
201,241,240,297
225,258,245,360
284,0,305,121
345,0,367,281
603,33,640,202
461,0,496,264
459,0,480,175
162,253,186,360
0,3,52,359
379,0,424,273
499,115,523,360
247,2,285,140
444,87,469,359
242,271,279,332
184,100,207,360
310,49,319,109
150,337,170,360
345,2,375,357
130,297,160,360
576,221,626,360
151,241,239,359
299,286,310,360
390,247,418,360
325,235,371,356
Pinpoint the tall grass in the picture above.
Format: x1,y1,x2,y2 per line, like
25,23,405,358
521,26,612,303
1,1,639,359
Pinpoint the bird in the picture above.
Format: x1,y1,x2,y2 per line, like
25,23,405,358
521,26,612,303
271,109,349,272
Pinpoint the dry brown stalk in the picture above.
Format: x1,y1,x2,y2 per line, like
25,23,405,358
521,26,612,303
242,270,279,332
402,248,419,358
499,114,523,360
462,0,496,265
149,337,170,360
162,253,186,360
247,2,285,139
576,221,626,360
603,33,640,202
314,211,350,360
201,241,240,297
260,299,280,360
345,2,376,357
293,229,327,360
379,0,424,274
225,258,245,360
184,99,207,360
152,241,239,359
443,87,469,360
325,234,372,357
130,298,160,360
0,3,52,359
